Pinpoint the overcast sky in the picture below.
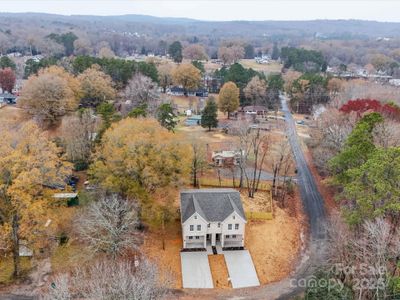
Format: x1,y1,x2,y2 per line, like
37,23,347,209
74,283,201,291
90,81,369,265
1,1,400,22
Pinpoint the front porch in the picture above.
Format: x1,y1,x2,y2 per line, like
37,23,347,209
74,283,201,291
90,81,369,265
183,235,206,249
182,234,244,251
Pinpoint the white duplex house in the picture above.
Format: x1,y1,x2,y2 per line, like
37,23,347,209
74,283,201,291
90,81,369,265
180,189,247,249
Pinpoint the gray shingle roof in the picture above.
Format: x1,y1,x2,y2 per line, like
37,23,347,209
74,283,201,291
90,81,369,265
180,189,246,223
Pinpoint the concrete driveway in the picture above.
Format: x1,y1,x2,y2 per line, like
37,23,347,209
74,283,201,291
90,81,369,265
180,252,213,288
223,250,260,288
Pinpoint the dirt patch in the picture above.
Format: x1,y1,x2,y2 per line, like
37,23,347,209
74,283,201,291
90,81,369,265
208,255,230,289
241,190,272,212
141,221,183,289
246,200,303,285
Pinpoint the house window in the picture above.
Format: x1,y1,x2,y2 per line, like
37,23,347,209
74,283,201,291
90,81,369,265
233,215,236,220
190,225,194,231
189,236,193,240
226,235,230,238
194,215,197,219
195,236,200,240
197,225,201,231
235,224,239,230
228,224,232,230
232,235,237,238
218,223,221,228
207,223,210,228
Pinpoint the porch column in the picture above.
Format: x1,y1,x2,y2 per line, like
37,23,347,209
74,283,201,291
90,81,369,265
221,234,225,248
211,233,216,246
203,236,206,248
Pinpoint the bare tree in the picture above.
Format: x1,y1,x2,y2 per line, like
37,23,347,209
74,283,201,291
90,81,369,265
60,109,99,166
271,139,293,206
41,258,170,300
190,140,207,188
245,129,270,198
232,119,269,197
309,107,356,175
75,194,141,258
326,215,400,300
123,74,160,115
373,119,400,148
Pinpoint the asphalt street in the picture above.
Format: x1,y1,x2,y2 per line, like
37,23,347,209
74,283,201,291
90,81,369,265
280,94,326,238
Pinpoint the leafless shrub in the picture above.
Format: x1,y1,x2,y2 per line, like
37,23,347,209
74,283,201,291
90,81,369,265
60,109,99,164
123,74,160,116
75,194,142,258
326,215,400,299
41,258,170,300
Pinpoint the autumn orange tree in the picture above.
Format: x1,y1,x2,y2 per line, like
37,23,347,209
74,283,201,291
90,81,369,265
77,64,116,107
90,118,191,213
172,63,201,96
218,81,240,119
18,66,81,126
0,121,71,278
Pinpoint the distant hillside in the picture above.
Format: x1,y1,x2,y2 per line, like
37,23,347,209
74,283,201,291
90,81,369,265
0,13,399,39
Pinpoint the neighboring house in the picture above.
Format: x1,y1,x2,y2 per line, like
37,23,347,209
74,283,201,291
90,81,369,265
241,105,268,117
211,150,243,167
169,86,209,97
0,93,17,104
180,189,247,249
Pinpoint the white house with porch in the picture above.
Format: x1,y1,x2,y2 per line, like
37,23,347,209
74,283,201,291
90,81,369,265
180,189,247,250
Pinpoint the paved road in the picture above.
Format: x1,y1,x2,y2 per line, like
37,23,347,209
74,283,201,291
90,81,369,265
280,94,326,238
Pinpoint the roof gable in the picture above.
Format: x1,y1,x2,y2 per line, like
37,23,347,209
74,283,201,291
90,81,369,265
180,189,246,223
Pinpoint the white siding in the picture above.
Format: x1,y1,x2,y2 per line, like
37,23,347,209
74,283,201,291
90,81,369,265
182,210,247,248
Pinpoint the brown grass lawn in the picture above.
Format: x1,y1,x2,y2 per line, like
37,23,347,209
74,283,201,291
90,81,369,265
246,201,303,285
141,220,183,289
50,241,94,274
239,59,282,74
208,255,230,288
